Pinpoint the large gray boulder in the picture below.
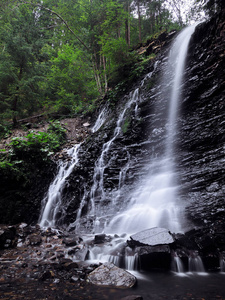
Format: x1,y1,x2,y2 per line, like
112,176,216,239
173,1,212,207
87,262,136,288
128,227,174,247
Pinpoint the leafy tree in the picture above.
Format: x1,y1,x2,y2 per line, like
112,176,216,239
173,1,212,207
44,43,98,115
0,0,193,127
0,4,47,126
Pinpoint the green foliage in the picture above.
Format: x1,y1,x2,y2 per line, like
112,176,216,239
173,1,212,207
0,121,66,186
0,0,196,125
0,159,24,180
10,123,66,160
47,120,67,144
0,4,47,124
107,81,127,105
44,44,98,115
0,123,12,139
122,117,130,134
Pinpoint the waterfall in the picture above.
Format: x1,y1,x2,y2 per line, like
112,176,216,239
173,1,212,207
220,253,225,272
91,107,107,133
89,88,140,215
125,247,138,270
171,252,185,273
105,25,197,235
38,25,197,239
188,251,206,273
39,144,80,228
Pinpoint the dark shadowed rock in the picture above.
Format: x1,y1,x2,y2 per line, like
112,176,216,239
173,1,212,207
0,225,16,249
63,236,78,247
94,234,106,244
128,227,174,247
87,262,136,288
28,234,42,246
121,296,143,300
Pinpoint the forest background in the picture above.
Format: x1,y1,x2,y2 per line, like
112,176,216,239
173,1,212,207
0,0,222,131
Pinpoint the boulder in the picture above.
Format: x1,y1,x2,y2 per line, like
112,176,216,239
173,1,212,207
128,227,174,247
87,262,136,288
0,225,16,249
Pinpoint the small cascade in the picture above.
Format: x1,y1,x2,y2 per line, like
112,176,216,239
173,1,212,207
87,235,127,267
220,252,225,273
39,144,80,228
188,251,206,273
171,252,185,273
92,107,107,133
118,151,130,190
89,88,140,215
125,247,138,270
125,254,138,271
140,60,159,87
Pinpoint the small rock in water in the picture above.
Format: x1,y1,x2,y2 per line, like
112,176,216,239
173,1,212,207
94,234,106,244
87,262,136,288
63,237,77,247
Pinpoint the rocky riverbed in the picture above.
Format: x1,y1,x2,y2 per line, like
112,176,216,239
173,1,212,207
0,224,142,300
1,224,225,300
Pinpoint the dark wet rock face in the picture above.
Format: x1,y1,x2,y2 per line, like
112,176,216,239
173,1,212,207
177,10,225,233
0,225,16,249
0,159,56,225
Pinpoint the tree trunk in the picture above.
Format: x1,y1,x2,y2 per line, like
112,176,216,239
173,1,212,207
93,52,102,95
137,0,142,43
125,0,131,45
102,55,108,93
12,66,23,127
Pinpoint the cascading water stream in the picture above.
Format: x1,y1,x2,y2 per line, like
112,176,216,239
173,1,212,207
188,251,206,274
89,88,140,215
91,107,107,133
105,24,198,235
39,144,80,228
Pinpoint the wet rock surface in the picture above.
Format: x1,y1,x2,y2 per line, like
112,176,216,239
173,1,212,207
176,8,225,244
87,262,136,288
0,225,140,300
128,228,174,247
1,224,225,298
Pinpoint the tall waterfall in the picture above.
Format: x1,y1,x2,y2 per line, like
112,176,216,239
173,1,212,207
38,25,197,234
39,144,80,228
105,25,197,234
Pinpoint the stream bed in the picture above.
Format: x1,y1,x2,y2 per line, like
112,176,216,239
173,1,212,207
1,267,225,300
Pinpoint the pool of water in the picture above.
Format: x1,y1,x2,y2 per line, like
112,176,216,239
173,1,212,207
128,271,225,300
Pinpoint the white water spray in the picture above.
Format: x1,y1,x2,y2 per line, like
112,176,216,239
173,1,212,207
92,107,107,133
105,25,197,235
188,251,206,273
39,144,80,228
89,88,140,215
